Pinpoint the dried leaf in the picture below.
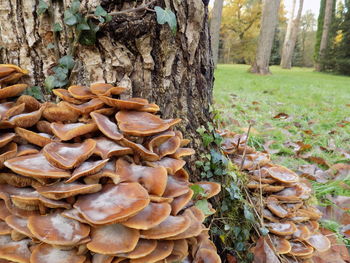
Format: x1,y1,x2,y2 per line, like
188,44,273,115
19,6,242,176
303,129,314,135
273,113,289,119
298,164,330,183
227,254,237,263
304,156,330,168
295,141,312,154
263,140,280,154
253,236,279,263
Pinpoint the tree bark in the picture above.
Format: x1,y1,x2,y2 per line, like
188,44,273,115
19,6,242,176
209,0,224,68
0,0,214,179
280,0,304,69
250,0,281,75
315,0,334,71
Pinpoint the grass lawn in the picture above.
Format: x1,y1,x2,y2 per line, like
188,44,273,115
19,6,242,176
213,64,350,171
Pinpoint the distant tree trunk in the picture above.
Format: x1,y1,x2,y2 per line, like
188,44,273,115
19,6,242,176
315,0,334,71
210,0,224,68
250,0,281,75
280,0,304,69
0,0,214,179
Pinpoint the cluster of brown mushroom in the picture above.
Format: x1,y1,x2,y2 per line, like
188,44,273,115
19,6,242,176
221,131,331,262
0,64,221,263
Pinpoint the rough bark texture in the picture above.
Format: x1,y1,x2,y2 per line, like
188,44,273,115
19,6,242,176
250,0,281,75
0,0,214,179
280,0,303,69
209,0,224,67
315,0,334,71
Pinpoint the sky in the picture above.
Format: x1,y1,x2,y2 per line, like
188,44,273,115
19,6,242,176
209,0,321,16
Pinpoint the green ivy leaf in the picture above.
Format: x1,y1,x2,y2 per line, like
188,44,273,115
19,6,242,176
52,66,68,81
190,185,207,199
244,204,255,222
195,199,214,216
95,6,108,17
77,21,90,31
58,55,75,70
79,21,99,45
105,14,112,22
154,6,177,34
37,0,49,15
53,23,63,32
44,75,56,91
47,43,55,49
70,0,81,14
23,86,44,101
64,10,78,26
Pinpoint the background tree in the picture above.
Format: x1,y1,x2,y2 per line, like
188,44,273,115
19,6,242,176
280,0,304,69
0,0,214,176
210,0,224,67
315,0,335,71
250,0,281,74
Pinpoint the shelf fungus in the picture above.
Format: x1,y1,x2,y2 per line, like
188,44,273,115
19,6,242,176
0,64,221,263
223,131,331,261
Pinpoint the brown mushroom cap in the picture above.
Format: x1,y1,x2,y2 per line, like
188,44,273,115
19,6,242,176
266,197,289,218
43,102,80,122
140,214,191,239
0,201,11,220
267,165,299,183
0,235,31,263
0,133,15,148
83,160,120,185
167,209,203,240
68,85,95,100
0,66,15,77
193,182,221,199
266,222,297,235
122,202,171,230
0,64,28,75
170,148,196,159
63,99,105,114
171,189,194,216
90,112,123,141
193,248,221,263
270,235,291,254
116,159,167,196
0,102,25,121
152,136,181,158
53,88,83,104
16,144,40,157
50,122,98,141
115,111,181,137
272,183,311,201
120,138,159,161
9,107,44,128
90,83,126,96
147,157,186,174
305,233,331,252
87,224,139,254
0,221,11,235
5,215,33,238
61,209,91,225
91,254,114,263
293,224,311,240
28,212,90,246
147,131,176,150
16,95,41,112
98,97,149,110
43,139,96,169
4,153,71,179
163,175,189,198
117,239,157,259
31,243,86,263
67,159,109,183
74,183,150,225
0,84,28,99
0,142,17,169
129,241,174,263
36,120,54,134
165,239,188,262
15,127,52,147
35,182,102,200
93,137,132,159
288,241,314,257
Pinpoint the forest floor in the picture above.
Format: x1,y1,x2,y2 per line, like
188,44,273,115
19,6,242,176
214,64,350,172
214,64,350,246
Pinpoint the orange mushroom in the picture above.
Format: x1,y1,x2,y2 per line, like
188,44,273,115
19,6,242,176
63,98,105,114
266,165,299,183
16,95,41,112
117,239,157,259
171,189,194,215
74,183,150,225
83,160,120,185
192,182,221,199
0,84,28,99
0,235,31,263
43,102,80,122
98,97,149,110
115,111,181,136
5,215,33,239
147,157,186,174
93,137,132,159
288,241,314,257
129,241,174,263
9,106,44,128
120,138,159,161
43,139,96,169
90,112,123,141
266,197,289,218
0,142,17,169
31,243,86,263
67,159,109,183
50,122,97,141
0,133,15,148
68,85,95,100
266,222,297,236
15,127,52,147
167,209,203,240
270,235,291,254
90,83,126,96
163,175,189,198
53,88,84,104
305,233,331,252
16,144,40,157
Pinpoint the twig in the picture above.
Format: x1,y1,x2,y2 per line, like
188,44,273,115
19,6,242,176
239,123,252,171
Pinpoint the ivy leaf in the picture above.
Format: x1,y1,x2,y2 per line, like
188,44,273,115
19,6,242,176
53,22,63,32
77,21,90,31
23,86,44,102
244,204,255,222
195,199,214,216
52,66,68,81
190,185,207,199
95,6,108,17
58,55,75,70
154,6,177,34
70,0,81,14
44,75,56,91
79,21,99,45
105,14,112,22
64,10,78,26
47,43,55,49
37,0,49,16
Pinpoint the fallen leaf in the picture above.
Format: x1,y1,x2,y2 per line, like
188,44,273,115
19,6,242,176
252,237,279,263
293,122,302,128
298,164,330,182
263,140,280,155
329,163,350,180
303,129,314,135
295,141,312,154
273,113,289,119
252,101,260,105
227,254,237,263
304,156,331,168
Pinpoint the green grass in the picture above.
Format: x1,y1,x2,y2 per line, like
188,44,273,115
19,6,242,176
213,64,350,170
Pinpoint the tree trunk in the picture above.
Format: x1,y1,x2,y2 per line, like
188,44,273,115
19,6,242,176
0,0,214,179
250,0,281,75
280,0,304,69
315,0,334,71
210,0,224,68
